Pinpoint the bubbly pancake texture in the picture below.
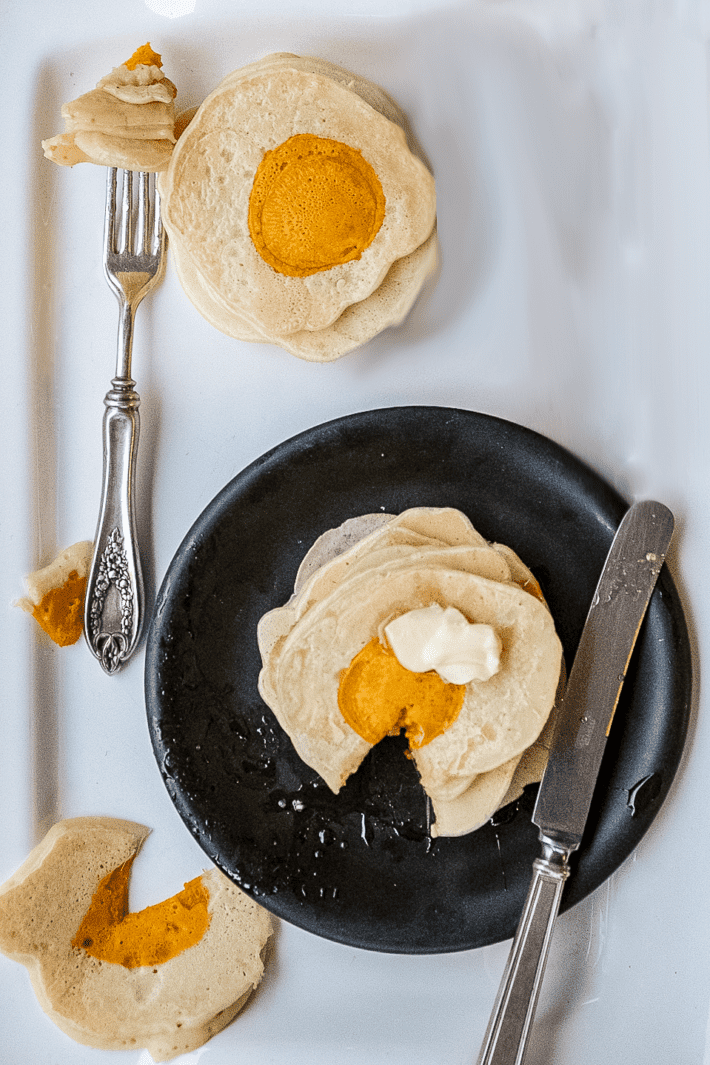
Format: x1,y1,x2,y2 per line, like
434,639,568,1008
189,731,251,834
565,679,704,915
257,508,563,837
249,133,386,276
160,53,437,340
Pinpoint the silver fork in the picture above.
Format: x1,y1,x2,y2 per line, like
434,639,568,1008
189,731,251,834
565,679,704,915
84,168,166,674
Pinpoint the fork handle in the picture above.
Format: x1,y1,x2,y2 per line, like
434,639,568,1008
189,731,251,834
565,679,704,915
84,378,144,674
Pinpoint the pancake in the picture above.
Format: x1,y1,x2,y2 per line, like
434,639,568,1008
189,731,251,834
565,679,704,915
42,44,177,172
72,131,174,171
258,508,503,703
257,508,563,836
168,222,439,362
273,561,560,792
213,53,425,157
159,53,437,346
428,755,521,838
15,541,93,646
257,507,493,698
0,818,273,1061
62,92,174,138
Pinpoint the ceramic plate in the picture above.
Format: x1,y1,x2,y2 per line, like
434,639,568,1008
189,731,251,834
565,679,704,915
145,407,691,953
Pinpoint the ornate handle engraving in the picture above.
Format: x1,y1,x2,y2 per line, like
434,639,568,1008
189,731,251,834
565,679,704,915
87,528,135,673
84,384,143,674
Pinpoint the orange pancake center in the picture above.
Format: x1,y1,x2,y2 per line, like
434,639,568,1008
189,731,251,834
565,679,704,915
125,43,162,70
32,569,87,647
72,857,210,968
248,133,386,277
338,637,465,749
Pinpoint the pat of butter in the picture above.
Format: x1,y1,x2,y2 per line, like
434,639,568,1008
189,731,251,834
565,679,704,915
385,604,501,685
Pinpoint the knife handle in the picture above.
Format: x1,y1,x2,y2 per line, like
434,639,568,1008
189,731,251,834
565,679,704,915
476,840,572,1065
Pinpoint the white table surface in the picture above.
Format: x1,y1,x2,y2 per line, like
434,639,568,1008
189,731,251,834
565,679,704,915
2,1,709,1062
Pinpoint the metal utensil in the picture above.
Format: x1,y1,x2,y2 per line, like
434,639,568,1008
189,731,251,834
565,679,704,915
476,499,674,1065
84,168,166,674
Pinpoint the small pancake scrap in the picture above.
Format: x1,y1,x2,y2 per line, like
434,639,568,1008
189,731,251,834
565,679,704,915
0,817,273,1060
159,53,438,360
42,43,177,172
15,541,93,646
257,508,563,837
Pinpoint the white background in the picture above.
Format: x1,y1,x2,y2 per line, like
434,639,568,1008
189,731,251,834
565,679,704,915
2,0,709,1062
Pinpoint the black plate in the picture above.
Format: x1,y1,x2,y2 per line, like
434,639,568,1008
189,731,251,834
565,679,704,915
145,407,691,954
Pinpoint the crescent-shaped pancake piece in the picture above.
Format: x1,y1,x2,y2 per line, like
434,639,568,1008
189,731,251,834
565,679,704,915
0,818,272,1061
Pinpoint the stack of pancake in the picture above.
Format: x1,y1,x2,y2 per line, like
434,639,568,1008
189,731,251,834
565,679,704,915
42,44,177,171
159,54,438,361
258,508,563,837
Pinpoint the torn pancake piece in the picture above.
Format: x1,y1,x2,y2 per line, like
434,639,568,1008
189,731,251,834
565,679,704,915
15,540,92,646
0,817,273,1061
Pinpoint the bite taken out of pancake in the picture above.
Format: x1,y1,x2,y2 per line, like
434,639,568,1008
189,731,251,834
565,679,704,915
257,508,564,838
159,53,438,360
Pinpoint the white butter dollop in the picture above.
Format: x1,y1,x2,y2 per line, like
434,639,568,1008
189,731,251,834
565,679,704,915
384,604,501,685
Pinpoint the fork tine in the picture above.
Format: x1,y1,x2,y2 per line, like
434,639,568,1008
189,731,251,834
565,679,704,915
136,172,150,256
118,170,133,254
104,167,118,255
152,182,164,257
87,165,167,672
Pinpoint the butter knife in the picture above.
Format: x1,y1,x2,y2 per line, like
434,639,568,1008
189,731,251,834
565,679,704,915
476,499,674,1065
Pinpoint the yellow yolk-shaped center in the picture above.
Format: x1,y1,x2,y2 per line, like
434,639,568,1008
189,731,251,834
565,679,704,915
71,857,210,969
248,134,386,277
32,569,87,647
338,638,465,749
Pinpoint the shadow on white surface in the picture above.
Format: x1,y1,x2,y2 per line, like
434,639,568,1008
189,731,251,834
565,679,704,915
29,59,63,845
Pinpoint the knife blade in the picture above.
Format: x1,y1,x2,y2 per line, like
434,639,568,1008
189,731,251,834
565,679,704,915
476,499,674,1065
